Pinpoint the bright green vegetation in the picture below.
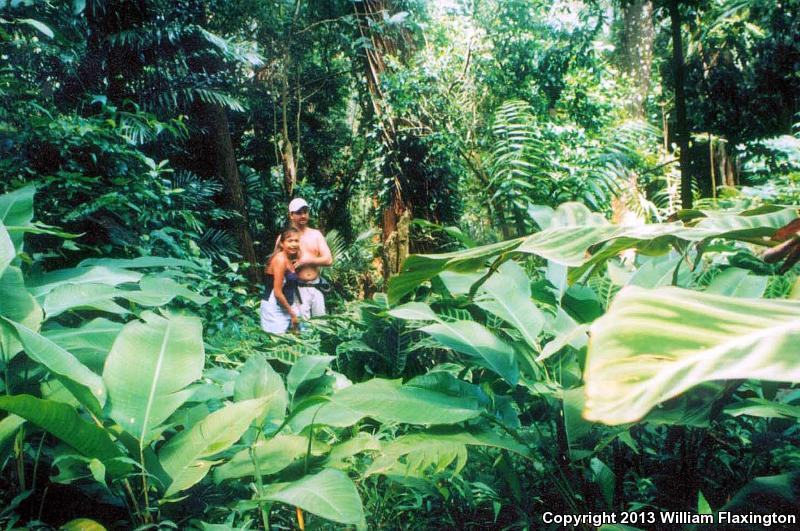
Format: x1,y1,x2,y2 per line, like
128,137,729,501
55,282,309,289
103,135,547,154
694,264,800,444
2,0,800,529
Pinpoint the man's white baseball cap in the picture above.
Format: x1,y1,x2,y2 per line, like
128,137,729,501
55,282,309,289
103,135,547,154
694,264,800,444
288,198,309,213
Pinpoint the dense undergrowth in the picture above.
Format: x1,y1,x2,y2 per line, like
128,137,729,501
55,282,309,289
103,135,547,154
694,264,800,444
1,176,800,530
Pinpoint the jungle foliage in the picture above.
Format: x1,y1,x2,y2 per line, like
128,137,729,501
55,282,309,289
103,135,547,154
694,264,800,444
1,0,800,530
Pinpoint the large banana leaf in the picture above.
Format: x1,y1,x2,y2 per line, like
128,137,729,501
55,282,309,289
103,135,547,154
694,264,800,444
0,395,121,462
263,469,365,526
158,398,269,497
213,434,328,482
419,321,519,385
287,355,335,396
308,378,485,427
27,266,142,299
43,284,130,318
0,224,13,277
476,260,544,351
234,356,287,427
43,276,209,318
78,256,202,270
390,302,519,385
387,238,524,304
6,319,106,415
0,266,43,359
42,318,123,374
584,286,800,424
104,312,204,443
0,184,34,251
390,205,797,298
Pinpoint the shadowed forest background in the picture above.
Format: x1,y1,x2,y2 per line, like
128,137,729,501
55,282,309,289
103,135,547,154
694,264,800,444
1,0,800,529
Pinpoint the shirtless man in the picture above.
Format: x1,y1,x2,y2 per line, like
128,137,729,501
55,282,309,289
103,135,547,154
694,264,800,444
283,197,333,318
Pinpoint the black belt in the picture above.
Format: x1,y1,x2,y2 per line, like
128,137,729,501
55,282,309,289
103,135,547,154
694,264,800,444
297,278,331,293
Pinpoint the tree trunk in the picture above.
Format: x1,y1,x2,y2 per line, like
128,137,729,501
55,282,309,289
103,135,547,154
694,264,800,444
199,103,262,284
668,0,693,209
620,0,655,117
354,0,412,278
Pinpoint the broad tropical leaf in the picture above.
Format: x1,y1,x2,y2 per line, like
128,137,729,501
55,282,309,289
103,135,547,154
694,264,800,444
419,321,519,385
0,184,35,251
42,318,123,374
104,312,204,443
311,378,484,426
476,260,544,350
390,302,520,384
388,238,524,304
78,256,202,270
0,224,13,278
234,356,287,427
28,266,142,299
287,355,335,396
0,266,43,359
0,395,121,462
263,469,365,526
43,276,209,318
213,434,327,482
6,319,106,414
584,286,800,424
705,267,768,298
43,284,130,318
159,398,269,497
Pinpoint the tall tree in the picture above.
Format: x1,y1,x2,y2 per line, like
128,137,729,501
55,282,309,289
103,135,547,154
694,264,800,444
666,0,693,209
619,0,656,117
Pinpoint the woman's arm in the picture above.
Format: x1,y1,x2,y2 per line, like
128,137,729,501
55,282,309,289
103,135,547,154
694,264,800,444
271,255,299,329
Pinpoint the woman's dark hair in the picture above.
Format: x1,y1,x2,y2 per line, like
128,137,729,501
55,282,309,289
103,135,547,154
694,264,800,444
278,224,300,242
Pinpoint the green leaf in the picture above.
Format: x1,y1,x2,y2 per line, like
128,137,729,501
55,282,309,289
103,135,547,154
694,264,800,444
28,266,142,299
590,457,615,508
419,321,519,385
42,318,122,374
104,312,204,443
705,267,768,298
388,238,524,304
234,356,287,427
124,275,210,306
263,469,364,526
723,398,800,419
61,519,106,531
387,302,440,322
213,434,325,482
438,270,486,297
0,224,13,278
0,184,34,228
698,490,712,515
366,425,529,477
43,283,129,318
0,266,43,360
0,184,34,252
5,319,106,414
719,472,800,515
627,254,686,288
78,256,202,270
476,261,544,350
287,355,335,396
72,0,86,16
584,286,800,424
325,378,483,425
0,395,120,461
18,18,54,38
159,398,269,497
